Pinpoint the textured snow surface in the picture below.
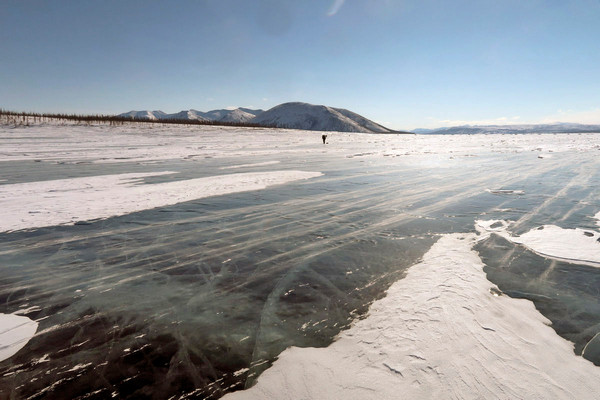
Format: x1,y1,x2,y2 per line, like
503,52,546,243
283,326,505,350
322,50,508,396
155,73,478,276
0,314,38,362
0,170,321,233
224,233,600,400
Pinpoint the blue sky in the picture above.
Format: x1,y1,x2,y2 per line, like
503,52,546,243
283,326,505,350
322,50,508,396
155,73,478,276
1,0,599,129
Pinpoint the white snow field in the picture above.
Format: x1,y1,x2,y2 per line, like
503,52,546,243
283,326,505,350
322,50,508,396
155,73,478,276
1,122,599,165
1,120,600,399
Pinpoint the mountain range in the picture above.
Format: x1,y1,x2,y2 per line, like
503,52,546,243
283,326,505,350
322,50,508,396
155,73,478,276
119,107,262,124
120,104,600,135
119,102,403,134
413,123,600,134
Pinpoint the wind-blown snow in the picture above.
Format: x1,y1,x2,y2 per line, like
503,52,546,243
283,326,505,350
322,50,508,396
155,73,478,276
0,170,322,233
224,232,600,400
0,314,38,362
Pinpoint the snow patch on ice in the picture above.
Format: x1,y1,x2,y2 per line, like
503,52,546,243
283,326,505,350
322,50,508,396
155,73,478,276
233,368,249,377
486,188,525,195
474,219,510,234
220,161,280,170
0,314,38,362
0,170,322,233
512,225,600,266
66,363,93,372
223,233,600,399
476,220,600,267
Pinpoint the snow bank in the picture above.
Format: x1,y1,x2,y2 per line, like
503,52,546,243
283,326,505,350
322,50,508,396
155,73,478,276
476,220,600,267
0,170,322,233
0,314,38,362
224,233,600,400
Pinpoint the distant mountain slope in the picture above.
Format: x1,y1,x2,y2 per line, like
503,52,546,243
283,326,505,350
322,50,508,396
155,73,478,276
416,123,600,134
118,103,405,133
118,107,264,124
167,110,209,122
250,102,395,133
201,108,260,123
218,109,257,123
331,108,393,133
238,108,263,117
119,110,167,121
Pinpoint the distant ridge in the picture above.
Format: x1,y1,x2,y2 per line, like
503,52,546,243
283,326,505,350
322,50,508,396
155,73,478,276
119,107,263,124
414,123,600,134
120,102,409,134
119,110,168,121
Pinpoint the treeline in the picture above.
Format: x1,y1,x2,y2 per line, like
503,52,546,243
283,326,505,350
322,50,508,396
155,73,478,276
0,109,275,128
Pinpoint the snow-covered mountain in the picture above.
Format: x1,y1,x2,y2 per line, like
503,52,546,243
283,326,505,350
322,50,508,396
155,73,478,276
250,102,395,133
218,108,258,123
119,103,401,133
202,108,262,123
118,107,264,124
415,123,600,134
167,110,209,122
119,110,168,121
238,108,263,117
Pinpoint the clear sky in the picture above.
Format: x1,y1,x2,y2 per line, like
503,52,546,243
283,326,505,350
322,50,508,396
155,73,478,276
1,0,599,129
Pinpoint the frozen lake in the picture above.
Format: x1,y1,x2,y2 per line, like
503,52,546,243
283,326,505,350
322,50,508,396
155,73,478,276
1,122,600,399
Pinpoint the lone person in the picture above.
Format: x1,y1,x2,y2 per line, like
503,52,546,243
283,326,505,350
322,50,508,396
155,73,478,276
322,134,327,144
